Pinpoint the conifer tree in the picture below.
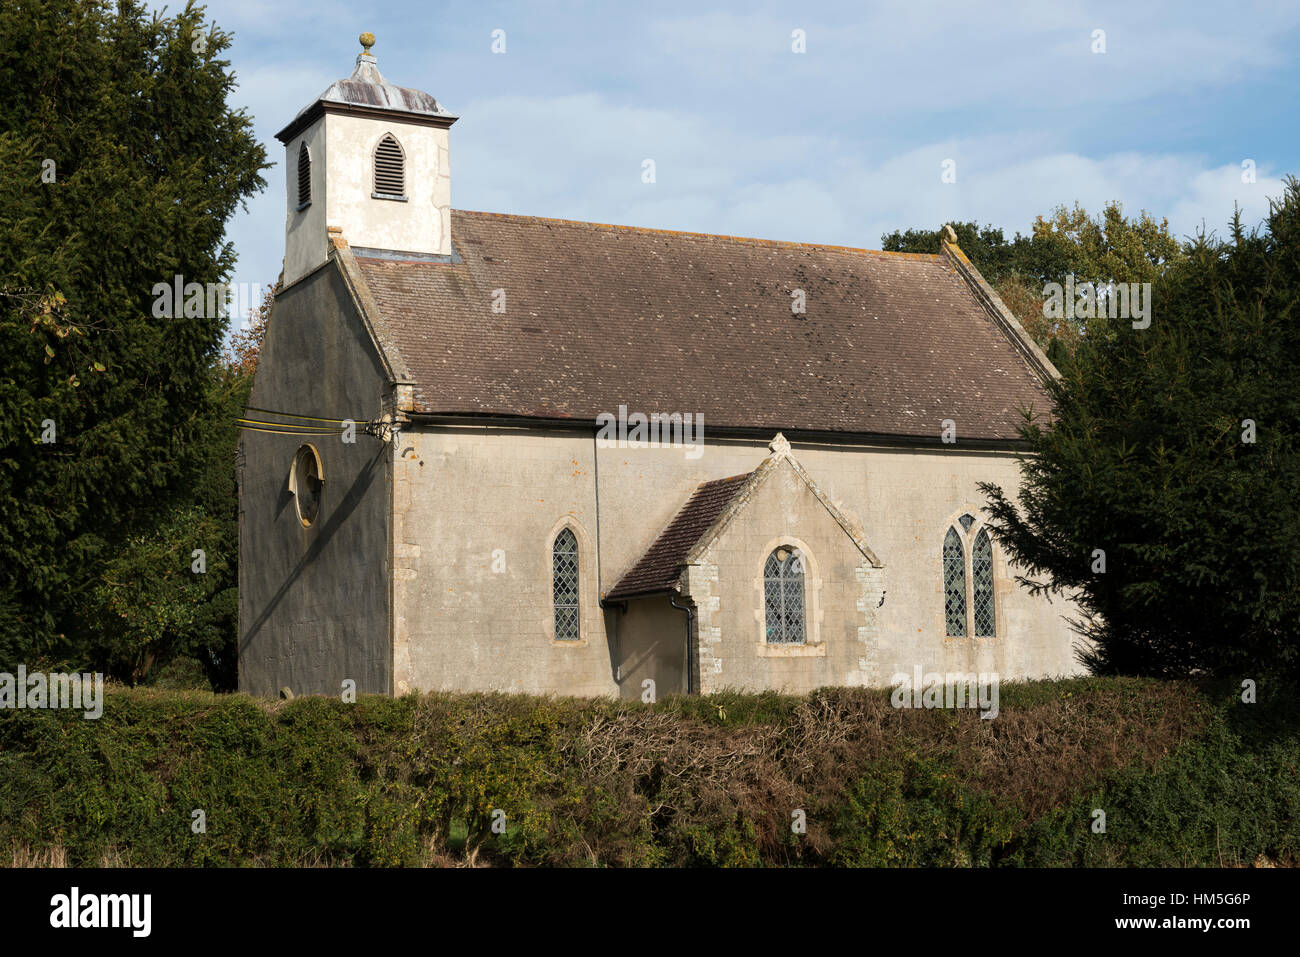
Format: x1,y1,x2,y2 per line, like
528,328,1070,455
0,0,267,673
981,181,1300,681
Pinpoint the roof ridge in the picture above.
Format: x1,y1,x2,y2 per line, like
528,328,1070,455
451,209,941,260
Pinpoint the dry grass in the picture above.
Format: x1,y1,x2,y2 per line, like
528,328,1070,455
9,844,131,868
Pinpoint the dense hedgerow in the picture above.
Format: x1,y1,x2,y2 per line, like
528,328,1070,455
0,678,1294,867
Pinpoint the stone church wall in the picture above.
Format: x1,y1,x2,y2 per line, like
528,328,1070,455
684,457,884,694
390,426,616,696
238,264,394,698
611,597,691,700
391,426,1084,697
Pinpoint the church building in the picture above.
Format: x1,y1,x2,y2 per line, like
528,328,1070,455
237,35,1082,699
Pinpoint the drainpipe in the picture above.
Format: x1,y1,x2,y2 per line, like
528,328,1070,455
668,593,695,695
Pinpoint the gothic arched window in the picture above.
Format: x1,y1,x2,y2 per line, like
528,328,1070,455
942,526,967,637
297,142,311,208
763,546,806,644
972,528,996,637
943,517,998,638
373,133,405,197
552,528,579,642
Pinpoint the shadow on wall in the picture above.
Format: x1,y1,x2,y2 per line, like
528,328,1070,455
605,606,621,689
240,443,387,655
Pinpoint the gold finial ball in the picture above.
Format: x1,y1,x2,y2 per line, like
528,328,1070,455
359,32,375,54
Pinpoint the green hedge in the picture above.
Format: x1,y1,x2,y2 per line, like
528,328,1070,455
0,677,1294,867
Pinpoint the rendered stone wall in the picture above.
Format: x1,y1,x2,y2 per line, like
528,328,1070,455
611,598,689,700
391,426,615,696
282,113,451,287
237,263,393,697
281,118,329,287
686,457,882,694
390,425,1083,697
324,114,451,257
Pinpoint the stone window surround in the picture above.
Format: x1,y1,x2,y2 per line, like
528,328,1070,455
544,516,596,647
752,535,825,657
289,443,324,528
937,506,1005,642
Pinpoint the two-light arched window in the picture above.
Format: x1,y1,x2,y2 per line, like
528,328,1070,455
373,133,405,198
763,546,806,644
943,514,996,638
552,527,580,642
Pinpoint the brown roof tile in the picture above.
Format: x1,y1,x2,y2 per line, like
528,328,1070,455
355,210,1050,440
606,473,750,599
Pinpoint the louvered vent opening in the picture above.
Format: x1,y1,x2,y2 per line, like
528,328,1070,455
373,134,405,196
297,143,311,207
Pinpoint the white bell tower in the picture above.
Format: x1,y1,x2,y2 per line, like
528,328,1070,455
275,32,458,286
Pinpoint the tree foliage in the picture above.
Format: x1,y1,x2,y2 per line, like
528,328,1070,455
980,180,1300,681
222,283,273,377
881,221,1027,281
1029,202,1183,290
0,0,266,681
882,204,1185,354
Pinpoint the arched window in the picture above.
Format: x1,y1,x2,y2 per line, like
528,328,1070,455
763,546,806,644
552,528,579,642
972,528,995,637
373,133,405,197
942,526,967,637
297,142,311,208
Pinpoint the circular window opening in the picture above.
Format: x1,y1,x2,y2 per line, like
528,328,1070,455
292,445,322,526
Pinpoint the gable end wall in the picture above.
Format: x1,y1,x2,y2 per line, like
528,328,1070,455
238,261,394,697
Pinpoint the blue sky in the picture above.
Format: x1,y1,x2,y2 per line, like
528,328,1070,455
169,0,1300,307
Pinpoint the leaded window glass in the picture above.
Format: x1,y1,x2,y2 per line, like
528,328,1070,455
943,527,967,637
764,547,806,644
553,528,579,642
972,528,995,637
958,513,975,532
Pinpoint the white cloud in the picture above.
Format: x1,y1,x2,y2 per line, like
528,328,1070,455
450,95,1288,247
646,1,1300,115
206,2,1300,304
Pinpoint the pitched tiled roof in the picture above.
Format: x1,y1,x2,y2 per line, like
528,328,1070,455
606,473,750,599
353,210,1051,440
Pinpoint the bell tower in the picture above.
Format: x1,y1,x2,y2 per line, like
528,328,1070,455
274,32,458,286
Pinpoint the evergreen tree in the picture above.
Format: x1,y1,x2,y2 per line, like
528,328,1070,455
981,181,1300,681
0,0,267,674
